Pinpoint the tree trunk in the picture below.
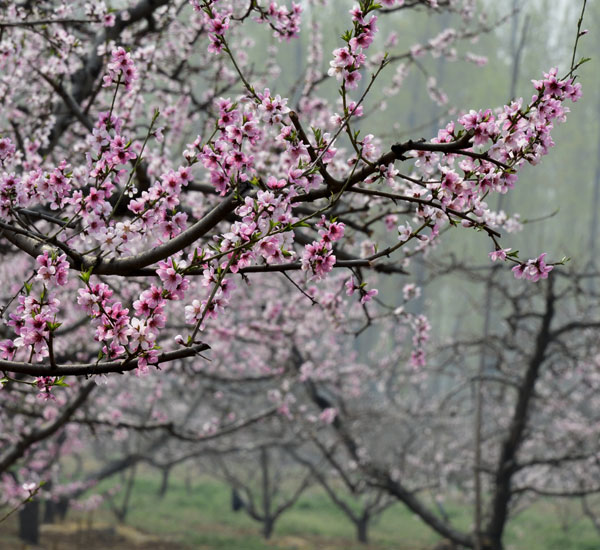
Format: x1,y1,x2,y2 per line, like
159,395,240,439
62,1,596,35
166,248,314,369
231,488,244,512
260,448,272,539
485,283,555,547
57,496,70,520
356,517,369,544
19,499,40,545
44,498,56,524
185,468,193,495
116,463,138,523
158,467,170,499
262,517,274,539
481,536,502,550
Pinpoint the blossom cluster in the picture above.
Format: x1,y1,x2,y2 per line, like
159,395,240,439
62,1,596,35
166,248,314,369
76,276,178,373
393,67,581,279
7,293,57,362
35,251,69,287
254,2,302,42
0,160,73,217
511,253,554,282
77,282,131,359
84,1,117,27
189,1,231,53
345,277,378,304
2,251,68,365
327,4,379,90
409,314,430,369
195,96,260,196
0,137,16,162
102,46,138,91
301,217,345,281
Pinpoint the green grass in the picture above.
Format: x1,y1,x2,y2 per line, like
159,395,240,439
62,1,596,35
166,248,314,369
51,466,600,550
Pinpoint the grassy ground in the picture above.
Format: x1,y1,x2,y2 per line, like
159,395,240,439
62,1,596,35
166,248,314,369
94,467,443,549
2,465,599,549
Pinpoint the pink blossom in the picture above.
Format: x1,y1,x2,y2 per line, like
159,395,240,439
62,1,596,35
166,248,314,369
0,137,16,161
102,47,138,91
489,248,511,262
360,288,378,304
345,277,358,296
512,253,554,282
35,251,69,287
319,408,338,424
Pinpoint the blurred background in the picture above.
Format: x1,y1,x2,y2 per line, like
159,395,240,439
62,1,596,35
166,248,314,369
2,1,600,549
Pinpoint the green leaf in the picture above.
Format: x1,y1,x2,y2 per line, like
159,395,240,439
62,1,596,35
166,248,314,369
79,266,94,284
53,377,70,388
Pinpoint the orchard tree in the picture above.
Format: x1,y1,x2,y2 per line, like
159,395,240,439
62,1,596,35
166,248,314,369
0,0,590,546
212,445,314,539
288,441,397,544
288,264,600,550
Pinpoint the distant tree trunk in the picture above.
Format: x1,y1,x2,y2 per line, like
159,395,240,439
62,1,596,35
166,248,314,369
115,463,138,523
356,516,369,544
43,480,55,524
231,488,244,512
158,467,171,499
262,517,274,540
44,499,56,524
19,499,40,545
56,496,70,520
260,447,273,539
185,468,193,495
42,481,69,524
484,282,555,550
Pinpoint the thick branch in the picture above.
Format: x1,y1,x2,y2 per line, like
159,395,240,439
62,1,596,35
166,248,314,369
0,343,210,376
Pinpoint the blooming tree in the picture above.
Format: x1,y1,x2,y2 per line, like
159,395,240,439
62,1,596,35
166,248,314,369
0,0,591,546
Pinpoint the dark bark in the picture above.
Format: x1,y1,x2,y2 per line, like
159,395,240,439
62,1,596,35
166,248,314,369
260,447,273,539
43,499,56,524
56,497,70,521
375,472,473,548
484,280,555,549
262,517,274,540
115,463,138,523
18,499,39,545
356,516,369,544
231,488,245,512
157,467,171,499
42,496,69,524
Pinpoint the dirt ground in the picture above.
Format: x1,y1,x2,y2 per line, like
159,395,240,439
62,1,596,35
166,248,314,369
1,522,190,550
